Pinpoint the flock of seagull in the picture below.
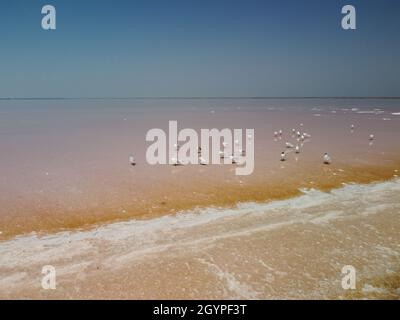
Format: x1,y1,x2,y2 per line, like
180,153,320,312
276,124,320,163
169,138,249,167
128,124,375,167
128,137,251,167
278,123,375,165
276,124,325,163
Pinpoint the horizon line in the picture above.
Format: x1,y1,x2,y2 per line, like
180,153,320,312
1,96,400,101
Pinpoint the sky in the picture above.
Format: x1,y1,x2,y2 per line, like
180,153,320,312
0,0,399,98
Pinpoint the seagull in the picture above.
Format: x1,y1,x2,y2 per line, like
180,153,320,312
171,157,183,166
323,153,331,165
297,131,301,137
274,131,279,137
199,156,207,165
351,124,355,130
278,130,283,136
229,155,238,164
303,133,311,139
219,151,227,159
292,128,296,133
280,152,286,162
129,155,136,166
286,142,294,148
198,147,202,155
369,134,375,141
295,145,300,153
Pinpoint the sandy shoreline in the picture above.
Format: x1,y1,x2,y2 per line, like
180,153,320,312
1,178,399,299
1,159,400,241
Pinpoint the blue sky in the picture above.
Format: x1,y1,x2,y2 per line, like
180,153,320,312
0,0,399,97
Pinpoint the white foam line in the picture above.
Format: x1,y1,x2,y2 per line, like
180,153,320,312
196,257,260,299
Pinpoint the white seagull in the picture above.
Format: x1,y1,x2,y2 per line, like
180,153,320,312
323,153,331,165
129,155,136,166
280,152,286,162
199,157,207,165
369,134,375,141
171,157,183,166
295,145,300,153
286,142,294,148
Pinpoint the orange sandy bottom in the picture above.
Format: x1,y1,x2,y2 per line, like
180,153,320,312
1,158,400,240
0,176,399,299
